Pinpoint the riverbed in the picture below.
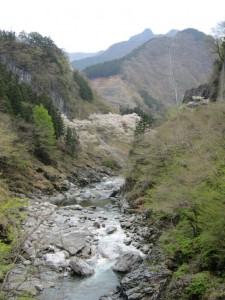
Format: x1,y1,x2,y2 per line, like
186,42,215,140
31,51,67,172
5,176,147,300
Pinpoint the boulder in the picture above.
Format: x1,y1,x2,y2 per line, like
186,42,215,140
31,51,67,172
106,226,117,234
45,230,90,256
44,251,69,269
70,258,94,276
112,251,143,273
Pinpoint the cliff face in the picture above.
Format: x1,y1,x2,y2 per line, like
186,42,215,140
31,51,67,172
0,32,111,119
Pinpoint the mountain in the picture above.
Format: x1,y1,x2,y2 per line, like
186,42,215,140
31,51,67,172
0,31,111,119
71,28,155,70
85,28,215,111
165,29,179,37
67,51,103,62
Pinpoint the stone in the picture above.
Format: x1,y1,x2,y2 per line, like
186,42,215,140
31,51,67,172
93,221,101,228
106,226,117,234
44,251,69,269
120,222,132,229
112,251,143,273
35,284,44,291
124,237,132,246
70,258,95,276
45,230,90,256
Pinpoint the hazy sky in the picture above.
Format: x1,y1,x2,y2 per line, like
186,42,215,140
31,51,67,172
1,0,224,53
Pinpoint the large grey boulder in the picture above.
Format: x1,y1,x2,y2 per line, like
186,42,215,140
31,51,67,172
70,258,94,276
45,230,90,256
44,251,69,269
112,251,143,273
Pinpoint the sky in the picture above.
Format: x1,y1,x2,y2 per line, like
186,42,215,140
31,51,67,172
0,0,224,53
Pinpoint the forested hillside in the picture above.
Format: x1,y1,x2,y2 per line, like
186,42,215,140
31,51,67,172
122,24,225,299
0,30,111,119
71,28,155,70
86,29,215,111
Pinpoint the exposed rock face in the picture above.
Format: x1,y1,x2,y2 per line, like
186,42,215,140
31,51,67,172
112,251,143,273
120,263,172,300
183,83,216,103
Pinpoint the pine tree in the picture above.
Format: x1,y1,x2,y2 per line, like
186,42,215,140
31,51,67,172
65,126,79,158
32,104,56,164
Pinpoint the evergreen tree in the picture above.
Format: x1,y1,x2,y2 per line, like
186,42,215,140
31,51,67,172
32,104,56,164
65,126,79,157
73,71,93,102
6,82,22,115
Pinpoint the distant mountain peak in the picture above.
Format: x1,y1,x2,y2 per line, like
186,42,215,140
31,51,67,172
165,29,179,37
129,28,154,42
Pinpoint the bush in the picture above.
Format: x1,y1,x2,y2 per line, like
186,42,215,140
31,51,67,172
185,272,210,298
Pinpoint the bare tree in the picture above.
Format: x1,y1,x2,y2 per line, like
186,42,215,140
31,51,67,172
211,21,225,62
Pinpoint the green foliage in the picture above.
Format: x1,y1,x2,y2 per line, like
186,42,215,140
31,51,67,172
64,126,79,158
119,105,155,134
125,103,225,285
33,104,57,164
173,263,189,279
0,178,27,284
139,89,163,112
0,62,65,136
0,30,16,41
73,71,93,102
102,159,119,170
135,113,155,134
84,58,122,79
185,272,210,298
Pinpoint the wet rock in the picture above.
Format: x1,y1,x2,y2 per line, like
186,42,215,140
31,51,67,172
68,204,83,210
93,221,101,228
70,258,95,276
112,251,143,273
100,244,122,260
99,285,124,300
124,237,132,246
106,226,117,234
120,222,132,229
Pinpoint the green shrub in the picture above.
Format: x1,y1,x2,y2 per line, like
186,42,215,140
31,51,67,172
102,159,119,170
185,272,210,298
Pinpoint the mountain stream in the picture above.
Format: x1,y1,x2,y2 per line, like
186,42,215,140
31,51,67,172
35,176,144,300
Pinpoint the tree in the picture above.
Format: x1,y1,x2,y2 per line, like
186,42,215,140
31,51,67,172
211,21,225,63
32,104,56,164
73,71,93,102
65,126,79,158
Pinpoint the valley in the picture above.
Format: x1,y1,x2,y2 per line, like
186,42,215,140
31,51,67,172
0,25,225,300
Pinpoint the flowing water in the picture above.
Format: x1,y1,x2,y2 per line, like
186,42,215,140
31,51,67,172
38,177,142,300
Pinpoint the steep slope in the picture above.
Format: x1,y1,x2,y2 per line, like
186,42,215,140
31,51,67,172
71,28,155,70
123,102,225,299
87,29,215,111
0,31,112,119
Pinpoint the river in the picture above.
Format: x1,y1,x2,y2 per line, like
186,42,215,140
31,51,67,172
36,176,143,300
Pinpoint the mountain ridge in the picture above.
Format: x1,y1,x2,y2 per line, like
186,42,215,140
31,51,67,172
86,28,214,111
71,28,156,70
